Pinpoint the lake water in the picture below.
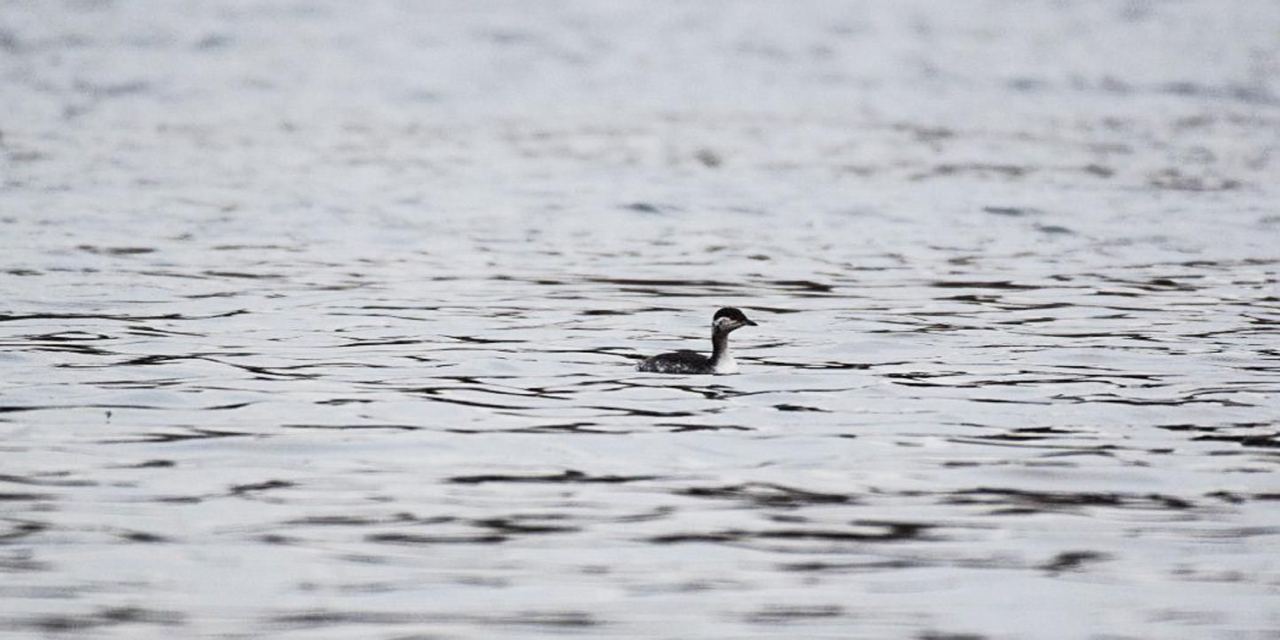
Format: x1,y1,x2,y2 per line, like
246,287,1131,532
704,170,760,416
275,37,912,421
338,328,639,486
2,1,1278,638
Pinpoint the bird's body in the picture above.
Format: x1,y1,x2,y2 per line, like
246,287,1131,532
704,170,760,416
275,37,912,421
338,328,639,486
637,349,737,375
636,308,756,375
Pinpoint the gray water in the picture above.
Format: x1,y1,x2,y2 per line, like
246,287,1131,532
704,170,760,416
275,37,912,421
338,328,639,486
2,1,1279,638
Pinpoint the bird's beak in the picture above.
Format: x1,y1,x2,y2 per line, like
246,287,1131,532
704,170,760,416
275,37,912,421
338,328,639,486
745,319,758,326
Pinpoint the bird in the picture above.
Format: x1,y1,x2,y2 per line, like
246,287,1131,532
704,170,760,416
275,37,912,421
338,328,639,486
636,307,758,374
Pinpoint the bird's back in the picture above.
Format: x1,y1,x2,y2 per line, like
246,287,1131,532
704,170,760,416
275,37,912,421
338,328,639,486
636,350,712,374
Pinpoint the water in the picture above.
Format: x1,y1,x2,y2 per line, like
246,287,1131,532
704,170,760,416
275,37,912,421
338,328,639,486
2,1,1279,638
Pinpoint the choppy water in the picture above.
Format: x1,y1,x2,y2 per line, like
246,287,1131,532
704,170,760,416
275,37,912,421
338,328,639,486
3,1,1279,638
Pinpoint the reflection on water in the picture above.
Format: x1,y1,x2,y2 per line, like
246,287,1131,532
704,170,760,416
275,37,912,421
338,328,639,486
2,0,1280,638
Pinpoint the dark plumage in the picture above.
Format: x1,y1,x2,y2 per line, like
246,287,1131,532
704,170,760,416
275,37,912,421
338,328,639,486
637,307,757,375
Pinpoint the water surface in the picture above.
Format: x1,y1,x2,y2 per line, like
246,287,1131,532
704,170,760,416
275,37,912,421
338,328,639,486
2,1,1279,638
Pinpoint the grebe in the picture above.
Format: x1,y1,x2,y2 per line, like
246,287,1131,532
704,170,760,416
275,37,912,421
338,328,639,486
636,307,758,374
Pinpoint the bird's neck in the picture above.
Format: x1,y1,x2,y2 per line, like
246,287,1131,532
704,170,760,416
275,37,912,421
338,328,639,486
710,329,735,372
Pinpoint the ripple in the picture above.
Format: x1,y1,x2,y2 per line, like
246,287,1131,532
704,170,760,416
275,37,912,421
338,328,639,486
2,1,1278,637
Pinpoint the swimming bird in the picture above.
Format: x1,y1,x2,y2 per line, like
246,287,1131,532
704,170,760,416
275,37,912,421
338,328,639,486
636,307,757,374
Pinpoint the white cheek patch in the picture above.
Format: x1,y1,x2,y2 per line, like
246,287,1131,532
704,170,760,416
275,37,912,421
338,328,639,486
714,317,734,330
